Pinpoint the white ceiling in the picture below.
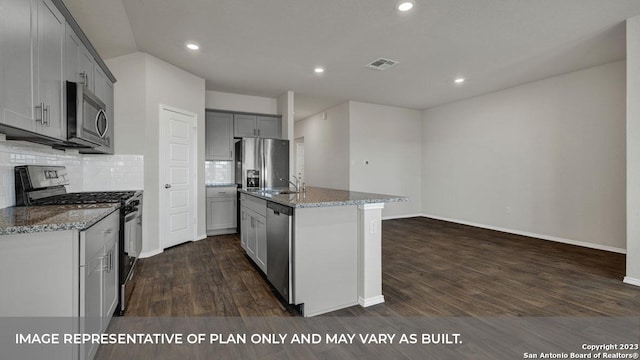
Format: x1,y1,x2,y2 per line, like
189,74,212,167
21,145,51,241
63,0,640,120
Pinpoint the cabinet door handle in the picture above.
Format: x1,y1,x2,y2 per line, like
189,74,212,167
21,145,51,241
35,103,44,124
99,252,109,271
103,228,113,235
43,104,50,126
257,128,260,136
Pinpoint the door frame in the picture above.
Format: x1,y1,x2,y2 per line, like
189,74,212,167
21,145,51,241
158,104,198,249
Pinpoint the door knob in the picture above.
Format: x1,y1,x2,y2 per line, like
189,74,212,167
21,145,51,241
165,184,172,189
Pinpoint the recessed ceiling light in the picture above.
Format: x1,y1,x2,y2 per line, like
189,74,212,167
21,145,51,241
454,77,465,84
186,43,200,50
397,0,415,12
314,67,325,74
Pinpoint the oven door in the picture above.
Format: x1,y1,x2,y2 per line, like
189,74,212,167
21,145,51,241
124,211,142,259
66,81,109,147
120,200,142,314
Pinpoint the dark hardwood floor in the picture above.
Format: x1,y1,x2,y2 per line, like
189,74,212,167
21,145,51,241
125,217,640,318
125,233,296,317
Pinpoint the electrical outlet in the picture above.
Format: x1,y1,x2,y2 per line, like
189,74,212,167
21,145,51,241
369,220,376,234
505,206,512,215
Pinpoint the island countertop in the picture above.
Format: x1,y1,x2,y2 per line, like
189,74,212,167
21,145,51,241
239,186,408,208
0,204,120,235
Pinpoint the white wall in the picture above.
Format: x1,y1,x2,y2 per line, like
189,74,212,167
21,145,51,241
422,61,626,252
107,52,206,256
294,102,350,190
145,54,206,254
106,53,146,155
205,90,277,114
277,91,295,179
625,16,640,285
349,102,422,218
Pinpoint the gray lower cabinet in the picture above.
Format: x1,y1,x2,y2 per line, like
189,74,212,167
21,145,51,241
206,187,237,235
239,193,267,273
0,0,65,140
80,211,119,360
205,112,234,160
0,210,119,360
233,113,281,138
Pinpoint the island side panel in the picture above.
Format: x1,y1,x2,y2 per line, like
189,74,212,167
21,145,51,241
293,205,358,317
358,203,385,307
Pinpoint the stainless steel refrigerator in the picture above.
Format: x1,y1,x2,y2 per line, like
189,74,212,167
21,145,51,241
235,138,290,190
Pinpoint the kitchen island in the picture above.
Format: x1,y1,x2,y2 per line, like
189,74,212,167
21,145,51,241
240,187,407,317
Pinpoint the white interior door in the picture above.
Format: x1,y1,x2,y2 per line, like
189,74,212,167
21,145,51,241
159,105,196,249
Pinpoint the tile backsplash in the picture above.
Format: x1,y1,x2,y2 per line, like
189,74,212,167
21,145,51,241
83,155,144,191
0,140,144,209
205,160,234,185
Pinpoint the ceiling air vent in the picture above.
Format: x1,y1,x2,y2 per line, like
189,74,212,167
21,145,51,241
365,58,399,71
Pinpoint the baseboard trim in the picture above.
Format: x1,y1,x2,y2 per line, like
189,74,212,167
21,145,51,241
195,233,207,241
382,213,422,221
421,214,626,254
206,229,238,237
358,295,385,307
623,277,640,287
139,248,163,259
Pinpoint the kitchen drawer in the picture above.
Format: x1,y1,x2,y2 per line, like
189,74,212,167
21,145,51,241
206,186,237,198
80,210,119,266
244,195,266,217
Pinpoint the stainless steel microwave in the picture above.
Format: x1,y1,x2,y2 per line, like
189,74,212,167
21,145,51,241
65,81,110,148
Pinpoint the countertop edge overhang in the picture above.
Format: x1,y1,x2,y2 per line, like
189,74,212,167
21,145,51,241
239,186,408,208
0,204,120,235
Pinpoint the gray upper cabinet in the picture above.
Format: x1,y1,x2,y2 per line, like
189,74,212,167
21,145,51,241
34,0,66,140
0,0,66,140
0,0,116,152
65,22,94,91
233,113,281,138
206,112,234,161
234,114,258,137
0,0,36,133
257,116,280,138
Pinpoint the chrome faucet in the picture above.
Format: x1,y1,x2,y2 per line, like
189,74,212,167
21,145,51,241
280,175,300,192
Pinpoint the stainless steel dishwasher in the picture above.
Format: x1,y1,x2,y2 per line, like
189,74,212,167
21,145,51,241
266,201,293,303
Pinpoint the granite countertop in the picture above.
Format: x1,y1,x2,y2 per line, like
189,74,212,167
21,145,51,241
206,183,237,188
0,204,120,235
240,186,408,208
